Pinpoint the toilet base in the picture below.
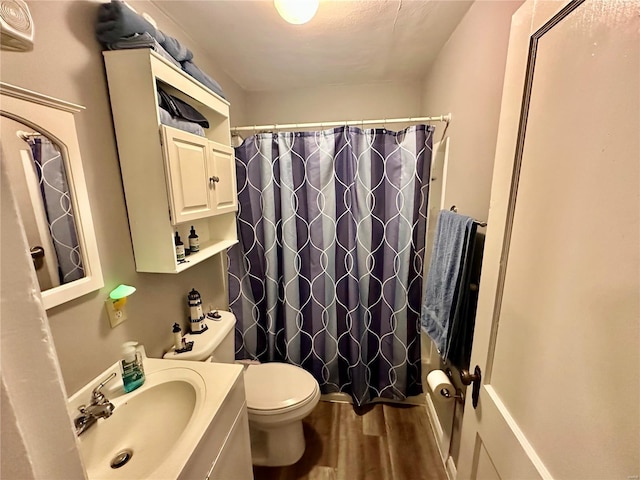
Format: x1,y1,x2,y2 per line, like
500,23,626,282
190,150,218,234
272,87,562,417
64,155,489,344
249,419,306,466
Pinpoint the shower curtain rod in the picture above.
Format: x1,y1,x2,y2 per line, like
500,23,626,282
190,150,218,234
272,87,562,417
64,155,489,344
231,114,451,133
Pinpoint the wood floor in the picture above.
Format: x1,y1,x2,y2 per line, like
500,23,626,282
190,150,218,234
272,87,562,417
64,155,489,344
252,401,447,480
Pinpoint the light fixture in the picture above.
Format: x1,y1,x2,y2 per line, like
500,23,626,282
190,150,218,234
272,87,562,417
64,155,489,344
274,0,319,25
105,284,136,328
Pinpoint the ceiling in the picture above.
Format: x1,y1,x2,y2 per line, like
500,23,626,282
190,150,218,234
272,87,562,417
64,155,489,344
152,0,473,92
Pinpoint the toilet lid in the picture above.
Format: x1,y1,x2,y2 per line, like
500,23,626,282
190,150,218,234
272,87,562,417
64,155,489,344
244,363,318,411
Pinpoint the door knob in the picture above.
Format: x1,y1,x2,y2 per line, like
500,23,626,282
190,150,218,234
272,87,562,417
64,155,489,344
460,365,482,409
30,245,45,259
30,246,45,270
209,176,220,184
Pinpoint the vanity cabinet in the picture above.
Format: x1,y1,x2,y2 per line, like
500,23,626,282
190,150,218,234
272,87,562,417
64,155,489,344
178,373,254,480
103,49,237,273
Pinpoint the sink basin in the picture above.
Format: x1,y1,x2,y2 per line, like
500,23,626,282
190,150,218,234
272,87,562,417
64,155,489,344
79,369,200,479
68,358,244,480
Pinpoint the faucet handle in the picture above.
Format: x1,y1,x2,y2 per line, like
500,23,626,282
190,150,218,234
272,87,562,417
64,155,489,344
91,372,116,404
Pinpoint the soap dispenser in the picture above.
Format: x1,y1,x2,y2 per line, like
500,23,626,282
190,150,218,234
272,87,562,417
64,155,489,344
121,341,145,393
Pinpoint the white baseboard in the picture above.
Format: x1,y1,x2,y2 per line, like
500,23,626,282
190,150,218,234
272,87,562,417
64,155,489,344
425,392,454,480
425,393,445,445
445,455,457,480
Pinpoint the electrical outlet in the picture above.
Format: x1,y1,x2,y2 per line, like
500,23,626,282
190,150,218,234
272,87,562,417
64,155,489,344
105,299,127,328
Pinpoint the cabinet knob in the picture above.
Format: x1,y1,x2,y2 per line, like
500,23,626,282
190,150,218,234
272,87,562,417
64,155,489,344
209,176,220,184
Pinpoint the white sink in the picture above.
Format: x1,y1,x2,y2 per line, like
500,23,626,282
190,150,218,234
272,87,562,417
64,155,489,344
68,358,244,480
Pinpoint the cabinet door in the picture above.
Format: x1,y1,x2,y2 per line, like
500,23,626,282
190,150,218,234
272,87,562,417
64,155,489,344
208,407,253,480
209,141,238,214
162,126,214,225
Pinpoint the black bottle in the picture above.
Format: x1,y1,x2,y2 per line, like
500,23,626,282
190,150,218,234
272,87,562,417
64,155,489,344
175,232,185,261
189,225,200,253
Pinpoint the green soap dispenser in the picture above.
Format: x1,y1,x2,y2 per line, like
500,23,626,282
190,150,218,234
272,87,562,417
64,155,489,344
121,341,145,393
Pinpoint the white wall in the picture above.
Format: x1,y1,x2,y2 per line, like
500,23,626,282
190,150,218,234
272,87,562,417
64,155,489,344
422,0,523,223
244,81,424,127
420,0,523,469
0,0,247,395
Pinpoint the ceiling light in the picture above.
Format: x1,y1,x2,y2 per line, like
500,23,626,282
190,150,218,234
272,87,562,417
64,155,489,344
274,0,319,25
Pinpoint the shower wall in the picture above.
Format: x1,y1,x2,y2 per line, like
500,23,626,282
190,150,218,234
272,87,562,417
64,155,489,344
243,81,424,128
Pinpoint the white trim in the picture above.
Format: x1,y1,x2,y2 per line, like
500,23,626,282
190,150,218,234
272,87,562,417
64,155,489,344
485,386,553,479
445,456,457,480
424,392,454,478
0,82,84,113
1,86,104,309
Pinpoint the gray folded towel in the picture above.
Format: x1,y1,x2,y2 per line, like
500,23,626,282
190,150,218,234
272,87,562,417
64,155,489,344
160,35,193,63
96,1,165,44
182,61,226,99
158,107,205,137
96,1,226,100
107,33,180,68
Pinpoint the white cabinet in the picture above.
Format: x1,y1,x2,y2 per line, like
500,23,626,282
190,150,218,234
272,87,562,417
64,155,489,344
178,375,254,480
162,126,212,224
209,141,237,215
103,49,238,273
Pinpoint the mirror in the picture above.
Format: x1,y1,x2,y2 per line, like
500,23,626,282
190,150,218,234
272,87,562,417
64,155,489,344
0,82,103,309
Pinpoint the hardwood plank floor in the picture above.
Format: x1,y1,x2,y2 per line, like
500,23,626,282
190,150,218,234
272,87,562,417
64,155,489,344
253,401,447,480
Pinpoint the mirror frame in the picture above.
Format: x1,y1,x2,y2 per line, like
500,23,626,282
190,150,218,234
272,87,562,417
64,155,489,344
1,82,104,309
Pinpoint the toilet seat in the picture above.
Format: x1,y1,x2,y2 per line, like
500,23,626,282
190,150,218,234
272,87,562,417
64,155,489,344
243,363,319,416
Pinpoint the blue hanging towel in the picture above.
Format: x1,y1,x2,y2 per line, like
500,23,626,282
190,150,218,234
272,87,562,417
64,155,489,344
421,210,477,360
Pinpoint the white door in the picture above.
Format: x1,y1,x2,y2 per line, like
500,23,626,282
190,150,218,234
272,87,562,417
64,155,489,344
457,1,639,479
209,140,238,215
162,125,214,224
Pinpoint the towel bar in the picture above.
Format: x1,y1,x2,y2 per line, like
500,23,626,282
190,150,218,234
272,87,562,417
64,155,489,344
449,205,487,227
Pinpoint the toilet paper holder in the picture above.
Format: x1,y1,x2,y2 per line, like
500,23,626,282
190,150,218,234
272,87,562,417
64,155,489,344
439,386,464,402
442,368,465,402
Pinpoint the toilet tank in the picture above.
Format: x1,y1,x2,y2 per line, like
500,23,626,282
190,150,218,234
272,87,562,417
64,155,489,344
209,314,235,363
164,310,236,363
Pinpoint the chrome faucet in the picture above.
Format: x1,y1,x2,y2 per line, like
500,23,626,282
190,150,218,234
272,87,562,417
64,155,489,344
74,372,116,436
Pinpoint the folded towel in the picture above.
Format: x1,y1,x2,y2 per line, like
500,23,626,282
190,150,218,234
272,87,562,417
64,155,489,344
107,33,180,68
181,61,226,99
158,88,209,128
95,1,225,100
421,210,477,361
159,35,193,63
96,1,164,44
158,107,205,137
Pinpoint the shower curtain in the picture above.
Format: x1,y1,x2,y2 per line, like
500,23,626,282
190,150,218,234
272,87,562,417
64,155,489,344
228,125,433,405
28,137,84,284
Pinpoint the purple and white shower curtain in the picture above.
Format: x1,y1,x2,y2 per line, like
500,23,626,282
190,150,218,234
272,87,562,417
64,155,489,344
28,137,84,284
228,125,433,405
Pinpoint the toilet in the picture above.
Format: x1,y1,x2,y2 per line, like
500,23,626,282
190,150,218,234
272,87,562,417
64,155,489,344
163,311,320,466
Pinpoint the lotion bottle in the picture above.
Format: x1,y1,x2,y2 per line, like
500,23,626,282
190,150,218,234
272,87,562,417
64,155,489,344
121,341,145,393
188,226,199,253
175,232,185,262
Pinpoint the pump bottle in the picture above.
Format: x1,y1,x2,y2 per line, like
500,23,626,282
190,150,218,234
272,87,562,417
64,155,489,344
121,341,145,393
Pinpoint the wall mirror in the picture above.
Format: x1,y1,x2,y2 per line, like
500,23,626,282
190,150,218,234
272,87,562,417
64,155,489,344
1,82,103,309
